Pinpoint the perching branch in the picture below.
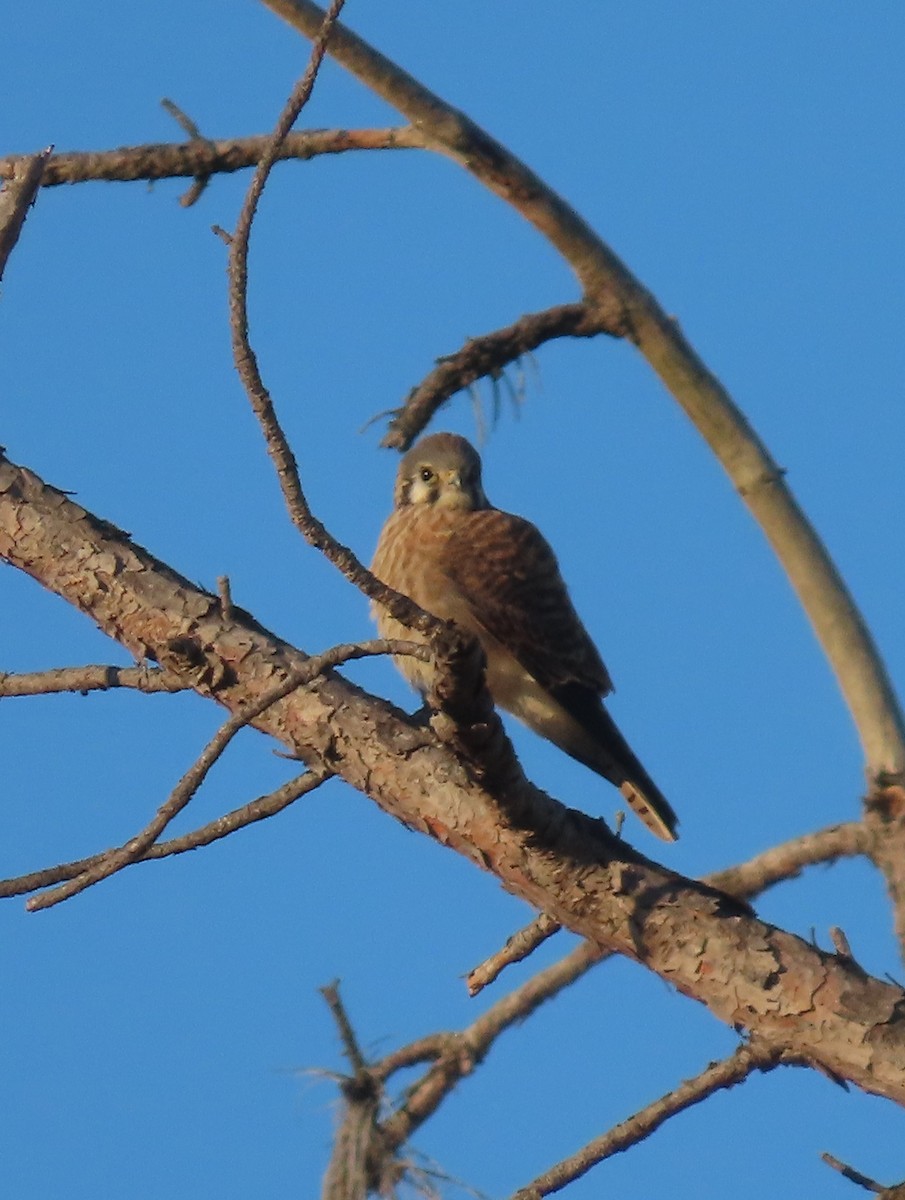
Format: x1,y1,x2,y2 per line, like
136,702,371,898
4,453,905,1101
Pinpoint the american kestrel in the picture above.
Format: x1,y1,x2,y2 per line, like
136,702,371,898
371,432,678,842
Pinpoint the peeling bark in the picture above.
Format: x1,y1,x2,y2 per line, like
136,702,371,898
3,449,905,1105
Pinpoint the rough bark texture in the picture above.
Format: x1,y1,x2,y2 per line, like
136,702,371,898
3,449,905,1106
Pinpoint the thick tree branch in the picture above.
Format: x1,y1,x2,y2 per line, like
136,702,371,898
267,0,905,946
3,452,905,1105
349,820,869,1175
470,819,870,995
0,148,51,280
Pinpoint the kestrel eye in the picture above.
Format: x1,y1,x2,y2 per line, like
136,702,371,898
419,467,435,483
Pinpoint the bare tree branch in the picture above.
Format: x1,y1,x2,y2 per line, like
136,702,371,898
352,819,869,1178
0,148,51,280
822,1152,887,1194
381,303,611,451
0,129,422,189
0,768,330,900
0,663,186,697
708,820,870,899
510,1040,790,1198
4,639,425,908
470,819,869,995
380,940,605,1156
467,913,562,996
3,448,905,1102
225,0,441,648
25,651,329,910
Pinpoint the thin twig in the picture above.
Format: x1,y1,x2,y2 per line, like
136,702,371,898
321,981,370,1075
160,96,217,206
467,913,562,996
821,1153,885,1193
379,940,605,1152
226,0,438,641
708,820,869,899
0,768,329,900
0,664,187,697
510,1041,789,1199
16,639,427,909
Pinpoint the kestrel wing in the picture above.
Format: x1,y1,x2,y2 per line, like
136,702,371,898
442,509,614,696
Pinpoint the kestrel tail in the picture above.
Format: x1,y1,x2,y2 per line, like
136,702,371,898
370,432,678,842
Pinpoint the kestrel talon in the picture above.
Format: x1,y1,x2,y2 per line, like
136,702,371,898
371,432,678,842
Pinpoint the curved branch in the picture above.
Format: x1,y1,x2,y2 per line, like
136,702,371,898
266,0,905,788
382,303,610,450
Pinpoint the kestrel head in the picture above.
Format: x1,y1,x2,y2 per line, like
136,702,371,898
394,433,490,512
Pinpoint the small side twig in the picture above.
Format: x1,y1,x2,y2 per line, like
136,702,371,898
510,1041,791,1199
821,1152,886,1193
0,664,186,697
0,767,329,900
321,981,369,1074
830,925,855,960
160,97,216,206
379,939,605,1154
467,912,562,996
216,574,234,620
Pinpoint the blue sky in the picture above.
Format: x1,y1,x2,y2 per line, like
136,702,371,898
3,3,905,1197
